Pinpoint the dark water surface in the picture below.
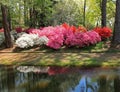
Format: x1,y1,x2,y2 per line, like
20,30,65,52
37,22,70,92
0,66,120,92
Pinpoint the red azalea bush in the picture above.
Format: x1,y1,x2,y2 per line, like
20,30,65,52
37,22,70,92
0,28,4,32
62,23,87,33
94,27,112,39
76,26,87,32
15,27,22,33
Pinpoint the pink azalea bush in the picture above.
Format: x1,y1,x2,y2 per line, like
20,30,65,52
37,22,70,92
64,30,101,47
28,26,66,49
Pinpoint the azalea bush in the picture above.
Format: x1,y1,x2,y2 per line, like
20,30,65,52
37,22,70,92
15,23,112,49
64,30,101,47
0,28,4,32
28,26,65,49
94,27,112,39
15,27,23,33
0,32,5,45
62,23,87,33
27,23,101,49
15,34,49,48
0,31,15,46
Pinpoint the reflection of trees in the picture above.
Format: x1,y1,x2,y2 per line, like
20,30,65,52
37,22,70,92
1,66,120,92
98,75,107,92
7,66,15,92
98,75,115,92
0,66,15,92
114,75,120,92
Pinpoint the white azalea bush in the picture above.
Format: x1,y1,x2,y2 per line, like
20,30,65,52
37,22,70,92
38,36,49,45
17,32,27,38
0,32,5,45
15,34,49,48
0,32,15,46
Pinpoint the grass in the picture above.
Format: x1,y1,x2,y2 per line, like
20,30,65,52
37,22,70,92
0,42,120,67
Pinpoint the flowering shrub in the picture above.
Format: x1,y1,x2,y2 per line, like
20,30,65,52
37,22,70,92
77,26,87,32
28,26,65,49
0,32,15,45
17,32,27,38
0,32,5,45
15,34,49,48
94,27,112,39
64,30,101,47
86,31,101,44
62,23,77,33
26,24,101,49
15,23,108,49
0,28,4,32
62,23,87,33
15,27,22,33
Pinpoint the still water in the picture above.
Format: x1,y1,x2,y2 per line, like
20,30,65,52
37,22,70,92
0,66,120,92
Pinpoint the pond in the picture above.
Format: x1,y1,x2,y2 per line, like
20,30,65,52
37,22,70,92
0,66,120,92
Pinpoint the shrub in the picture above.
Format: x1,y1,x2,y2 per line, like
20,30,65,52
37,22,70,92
94,27,112,39
15,34,49,48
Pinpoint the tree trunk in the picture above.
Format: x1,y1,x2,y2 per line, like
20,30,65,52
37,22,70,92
29,7,34,27
101,0,107,27
1,5,13,48
111,0,120,47
8,8,12,31
83,0,86,27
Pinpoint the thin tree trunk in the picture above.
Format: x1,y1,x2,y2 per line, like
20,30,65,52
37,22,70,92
29,7,34,27
24,0,27,26
111,0,120,47
101,0,107,27
1,5,13,48
83,0,86,27
8,8,12,31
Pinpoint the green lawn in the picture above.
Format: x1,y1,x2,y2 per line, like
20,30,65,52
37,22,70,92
0,42,120,67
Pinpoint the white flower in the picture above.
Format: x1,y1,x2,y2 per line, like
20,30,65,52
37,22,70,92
15,34,34,48
0,32,16,46
29,34,40,45
17,32,27,38
15,34,49,48
39,36,49,45
0,32,5,45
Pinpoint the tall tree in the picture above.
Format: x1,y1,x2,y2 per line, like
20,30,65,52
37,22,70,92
111,0,120,47
83,0,87,27
1,4,13,48
101,0,107,27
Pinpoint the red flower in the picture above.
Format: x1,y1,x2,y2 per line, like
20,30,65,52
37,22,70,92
0,28,4,32
62,23,77,33
15,27,22,33
70,25,77,33
94,27,112,39
77,26,87,32
62,23,70,29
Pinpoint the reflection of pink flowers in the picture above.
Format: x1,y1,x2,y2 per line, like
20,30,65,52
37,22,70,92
48,67,81,75
48,67,70,75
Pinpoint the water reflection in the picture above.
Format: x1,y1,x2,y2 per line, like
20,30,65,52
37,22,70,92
0,66,120,92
